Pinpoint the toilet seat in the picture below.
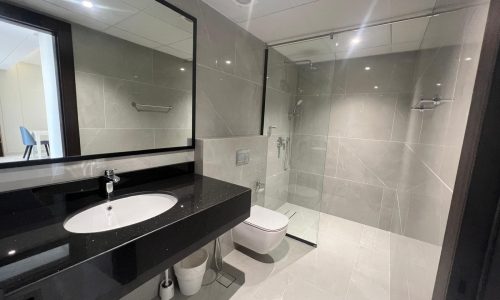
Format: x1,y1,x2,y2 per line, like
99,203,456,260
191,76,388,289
243,205,289,232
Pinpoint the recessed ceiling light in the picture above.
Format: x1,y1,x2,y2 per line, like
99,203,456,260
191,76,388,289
374,85,379,89
81,0,93,8
436,83,442,86
225,60,232,65
7,250,15,256
351,38,361,45
364,66,371,71
180,67,185,71
465,57,472,61
335,42,339,47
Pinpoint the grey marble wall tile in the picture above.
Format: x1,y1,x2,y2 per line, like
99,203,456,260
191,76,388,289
379,188,397,231
290,134,327,175
103,77,192,130
288,171,323,211
196,136,268,205
265,171,290,210
267,48,298,93
347,93,398,140
329,94,350,137
195,87,232,138
197,66,262,136
405,143,445,174
391,93,423,143
263,88,293,136
345,52,417,94
80,128,155,155
419,103,453,145
72,25,153,84
336,139,385,187
321,176,383,227
234,29,266,84
438,145,461,189
154,129,191,149
266,135,288,177
75,71,105,129
324,137,339,177
196,1,237,75
297,61,335,95
152,51,193,91
412,46,461,102
292,94,331,136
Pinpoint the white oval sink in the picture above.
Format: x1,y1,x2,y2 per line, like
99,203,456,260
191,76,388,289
64,193,177,233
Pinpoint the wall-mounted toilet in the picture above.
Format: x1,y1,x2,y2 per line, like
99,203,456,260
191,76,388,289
232,205,289,254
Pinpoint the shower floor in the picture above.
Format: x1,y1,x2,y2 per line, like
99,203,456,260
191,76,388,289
277,202,320,244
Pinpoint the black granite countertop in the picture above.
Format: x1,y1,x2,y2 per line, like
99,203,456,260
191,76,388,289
0,163,251,298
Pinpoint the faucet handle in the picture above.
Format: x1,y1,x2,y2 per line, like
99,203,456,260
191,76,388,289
104,169,117,176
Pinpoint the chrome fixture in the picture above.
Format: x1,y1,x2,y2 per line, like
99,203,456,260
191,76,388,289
289,99,303,119
255,180,266,192
411,96,454,112
277,136,286,158
104,169,120,200
267,125,277,136
132,102,173,113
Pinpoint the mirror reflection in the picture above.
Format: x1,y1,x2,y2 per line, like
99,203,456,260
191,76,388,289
0,0,195,164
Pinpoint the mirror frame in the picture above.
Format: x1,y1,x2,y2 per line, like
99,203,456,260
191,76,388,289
0,0,196,169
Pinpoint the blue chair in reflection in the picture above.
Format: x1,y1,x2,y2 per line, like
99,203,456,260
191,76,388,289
20,126,50,160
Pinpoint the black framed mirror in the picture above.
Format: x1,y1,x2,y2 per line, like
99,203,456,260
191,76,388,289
0,0,196,169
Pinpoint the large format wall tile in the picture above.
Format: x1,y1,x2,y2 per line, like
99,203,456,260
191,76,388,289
73,25,153,84
80,128,155,155
75,71,105,129
293,94,331,136
322,176,383,227
290,134,327,175
289,171,324,211
197,66,262,136
263,88,293,136
103,77,192,130
344,51,417,94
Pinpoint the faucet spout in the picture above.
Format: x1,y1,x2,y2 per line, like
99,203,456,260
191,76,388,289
103,169,120,200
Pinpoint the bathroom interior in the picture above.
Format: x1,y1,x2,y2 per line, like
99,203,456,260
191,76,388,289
0,0,497,299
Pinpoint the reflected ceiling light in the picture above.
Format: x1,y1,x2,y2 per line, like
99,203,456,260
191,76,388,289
335,42,339,47
465,57,472,61
179,67,185,71
364,66,371,71
374,85,379,89
225,60,232,65
235,0,253,5
7,250,15,256
436,83,442,86
351,38,361,45
81,0,94,8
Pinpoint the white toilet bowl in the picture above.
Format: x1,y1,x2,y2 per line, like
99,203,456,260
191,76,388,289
232,205,289,254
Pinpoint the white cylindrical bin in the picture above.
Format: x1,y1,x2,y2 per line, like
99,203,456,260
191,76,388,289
174,248,209,296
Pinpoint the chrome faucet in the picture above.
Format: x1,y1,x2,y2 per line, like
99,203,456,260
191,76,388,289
104,169,120,200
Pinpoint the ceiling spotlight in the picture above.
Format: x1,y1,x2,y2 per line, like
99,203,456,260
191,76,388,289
351,38,361,45
465,57,472,61
7,250,16,256
225,60,232,65
81,0,94,8
335,42,339,47
179,67,185,71
374,85,379,89
364,66,371,71
436,83,442,86
234,0,253,5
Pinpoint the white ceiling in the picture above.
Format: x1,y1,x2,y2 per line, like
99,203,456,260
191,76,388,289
272,7,469,62
0,19,43,70
9,0,194,60
201,0,439,43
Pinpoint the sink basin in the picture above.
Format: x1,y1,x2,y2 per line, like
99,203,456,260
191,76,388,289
64,193,177,233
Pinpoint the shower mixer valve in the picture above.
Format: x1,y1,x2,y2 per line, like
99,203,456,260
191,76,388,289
277,137,286,158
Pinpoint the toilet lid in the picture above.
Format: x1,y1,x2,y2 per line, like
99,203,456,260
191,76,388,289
244,205,289,232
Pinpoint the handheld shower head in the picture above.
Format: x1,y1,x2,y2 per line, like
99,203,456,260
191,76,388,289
289,99,304,119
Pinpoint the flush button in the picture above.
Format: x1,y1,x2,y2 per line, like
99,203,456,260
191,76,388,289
236,149,250,166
